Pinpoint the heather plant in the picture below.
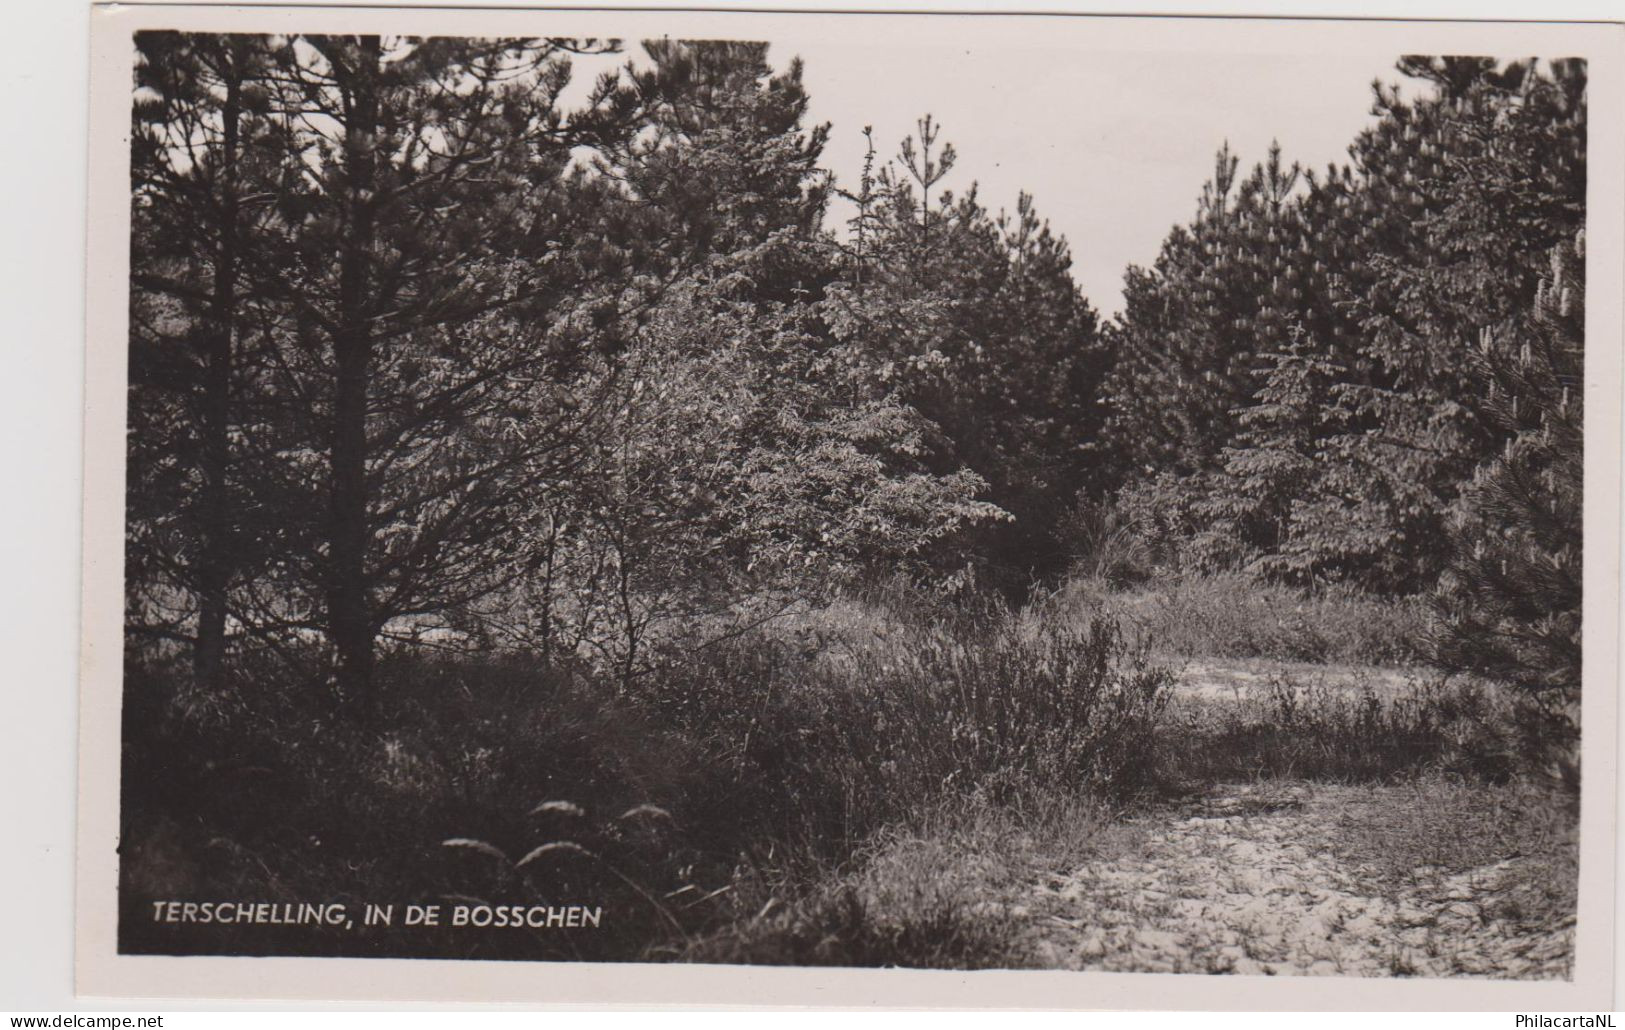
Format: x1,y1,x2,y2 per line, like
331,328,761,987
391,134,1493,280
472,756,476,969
640,601,1173,861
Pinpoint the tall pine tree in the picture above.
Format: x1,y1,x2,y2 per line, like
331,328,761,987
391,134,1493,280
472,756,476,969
1432,230,1584,697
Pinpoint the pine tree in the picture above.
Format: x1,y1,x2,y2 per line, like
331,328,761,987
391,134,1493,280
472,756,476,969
821,119,1108,588
1102,141,1319,576
234,35,623,709
1102,57,1586,595
1104,141,1305,481
1197,330,1345,578
587,38,833,298
1318,56,1586,593
128,32,290,689
1432,231,1584,698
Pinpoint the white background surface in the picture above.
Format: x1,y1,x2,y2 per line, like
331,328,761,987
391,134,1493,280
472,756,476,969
2,0,1621,1018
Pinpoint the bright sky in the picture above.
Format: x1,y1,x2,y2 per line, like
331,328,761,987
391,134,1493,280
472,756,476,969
794,45,1406,317
571,42,1411,317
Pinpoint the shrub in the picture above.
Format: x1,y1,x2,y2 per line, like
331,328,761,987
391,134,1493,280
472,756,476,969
641,607,1171,863
822,616,1172,805
120,592,1173,964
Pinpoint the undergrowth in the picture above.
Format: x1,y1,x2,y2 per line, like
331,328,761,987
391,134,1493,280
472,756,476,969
1154,669,1578,790
1053,571,1430,666
118,594,1169,965
118,575,1576,968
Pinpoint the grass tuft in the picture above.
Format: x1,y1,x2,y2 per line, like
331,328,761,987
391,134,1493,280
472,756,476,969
1052,571,1431,666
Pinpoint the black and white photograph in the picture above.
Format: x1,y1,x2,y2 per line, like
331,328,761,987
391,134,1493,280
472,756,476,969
69,2,1623,1008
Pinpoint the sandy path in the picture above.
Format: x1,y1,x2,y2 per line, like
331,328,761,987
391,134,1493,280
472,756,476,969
1025,783,1573,979
1165,657,1423,702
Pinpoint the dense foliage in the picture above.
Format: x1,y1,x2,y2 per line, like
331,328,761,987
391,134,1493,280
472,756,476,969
128,39,1586,713
1102,56,1586,698
127,34,1115,704
120,37,1589,966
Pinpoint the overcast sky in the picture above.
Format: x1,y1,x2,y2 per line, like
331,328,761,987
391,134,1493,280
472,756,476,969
791,45,1406,316
578,43,1409,318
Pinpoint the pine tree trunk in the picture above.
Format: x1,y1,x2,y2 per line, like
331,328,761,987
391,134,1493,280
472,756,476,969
194,59,240,693
327,36,380,712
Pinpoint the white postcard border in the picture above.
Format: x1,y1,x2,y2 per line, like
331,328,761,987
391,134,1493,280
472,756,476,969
76,3,1625,1008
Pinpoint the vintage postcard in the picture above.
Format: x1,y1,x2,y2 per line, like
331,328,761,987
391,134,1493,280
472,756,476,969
77,2,1624,1008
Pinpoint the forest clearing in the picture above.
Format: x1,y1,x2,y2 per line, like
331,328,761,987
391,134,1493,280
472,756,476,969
113,31,1586,980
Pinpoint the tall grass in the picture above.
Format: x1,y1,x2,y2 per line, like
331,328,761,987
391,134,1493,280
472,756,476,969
119,590,1171,963
1052,570,1431,666
1156,673,1537,786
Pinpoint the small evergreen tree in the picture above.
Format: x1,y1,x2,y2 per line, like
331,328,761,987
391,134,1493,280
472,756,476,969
1321,57,1586,594
1197,329,1345,579
823,118,1108,590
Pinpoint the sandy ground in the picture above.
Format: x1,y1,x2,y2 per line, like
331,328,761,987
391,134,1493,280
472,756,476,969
1023,782,1573,979
1165,657,1422,702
